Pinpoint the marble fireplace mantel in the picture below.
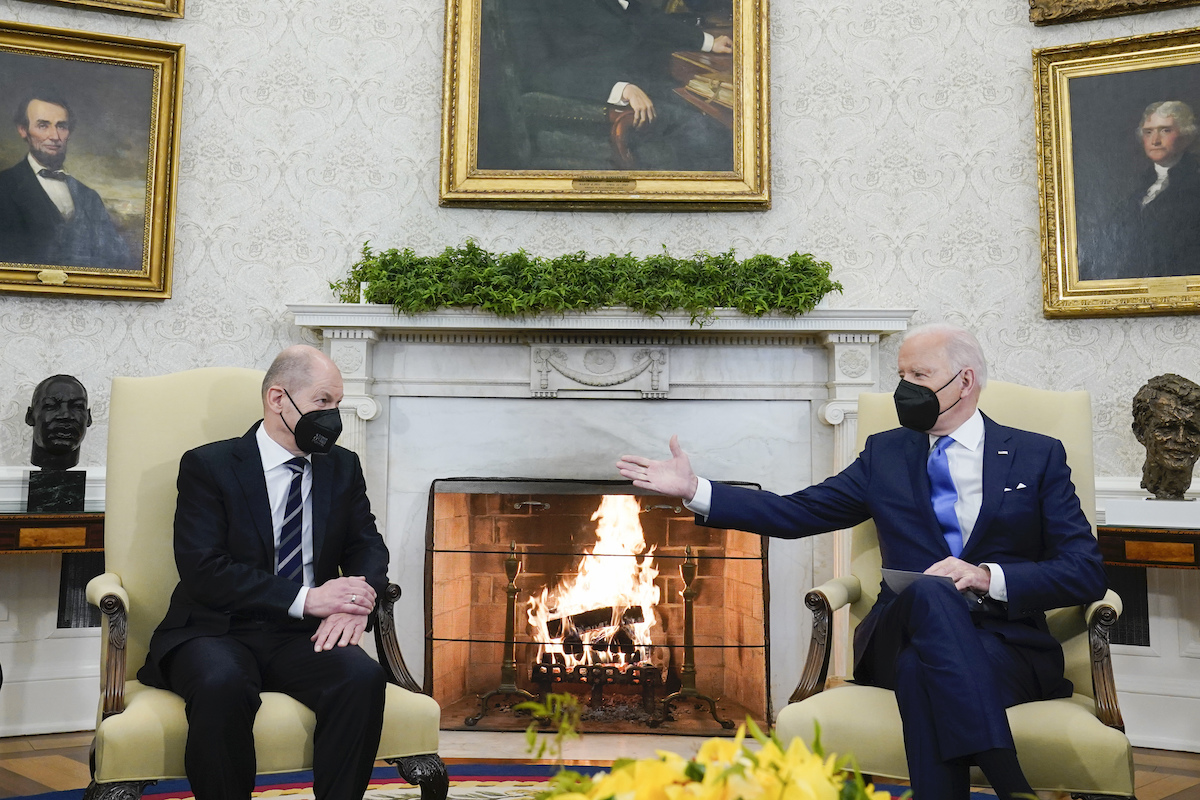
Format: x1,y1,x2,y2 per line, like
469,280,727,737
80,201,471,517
288,303,915,700
288,303,914,443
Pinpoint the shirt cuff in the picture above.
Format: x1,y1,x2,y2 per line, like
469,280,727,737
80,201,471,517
684,477,713,518
288,585,309,619
982,562,1007,602
608,81,630,105
701,32,715,52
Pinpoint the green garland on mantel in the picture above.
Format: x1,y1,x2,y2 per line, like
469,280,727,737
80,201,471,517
331,241,841,321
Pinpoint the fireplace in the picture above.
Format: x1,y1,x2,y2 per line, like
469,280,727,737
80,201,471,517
288,304,913,717
427,479,768,734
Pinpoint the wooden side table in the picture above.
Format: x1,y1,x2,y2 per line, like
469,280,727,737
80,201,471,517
0,512,104,553
1097,525,1200,570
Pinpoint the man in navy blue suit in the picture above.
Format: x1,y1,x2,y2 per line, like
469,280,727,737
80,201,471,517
617,323,1107,800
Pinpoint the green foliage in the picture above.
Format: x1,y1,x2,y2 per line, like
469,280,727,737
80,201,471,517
515,693,583,766
330,241,841,323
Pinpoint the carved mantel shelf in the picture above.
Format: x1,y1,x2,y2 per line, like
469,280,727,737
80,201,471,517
288,304,914,335
288,301,914,463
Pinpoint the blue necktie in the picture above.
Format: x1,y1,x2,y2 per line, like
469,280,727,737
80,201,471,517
928,436,963,557
275,457,307,585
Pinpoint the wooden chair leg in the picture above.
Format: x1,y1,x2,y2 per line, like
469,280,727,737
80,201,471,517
389,754,449,800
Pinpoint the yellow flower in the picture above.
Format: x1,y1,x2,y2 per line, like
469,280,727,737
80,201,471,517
695,729,744,768
538,722,888,800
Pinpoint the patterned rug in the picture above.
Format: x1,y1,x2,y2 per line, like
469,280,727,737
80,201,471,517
10,763,922,800
146,764,589,800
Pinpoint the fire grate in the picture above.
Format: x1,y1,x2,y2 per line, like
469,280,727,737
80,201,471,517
531,663,661,714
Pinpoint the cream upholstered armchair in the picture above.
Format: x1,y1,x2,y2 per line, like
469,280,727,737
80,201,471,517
84,368,447,800
774,381,1134,798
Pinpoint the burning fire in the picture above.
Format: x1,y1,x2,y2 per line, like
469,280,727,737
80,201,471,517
527,495,660,670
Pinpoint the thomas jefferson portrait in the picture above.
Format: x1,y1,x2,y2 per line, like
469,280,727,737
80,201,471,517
1071,65,1200,282
476,0,735,172
0,52,155,272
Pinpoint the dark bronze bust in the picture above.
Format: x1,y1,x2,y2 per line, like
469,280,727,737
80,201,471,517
25,374,92,471
1132,373,1200,500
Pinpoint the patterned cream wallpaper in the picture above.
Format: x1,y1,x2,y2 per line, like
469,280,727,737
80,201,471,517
1,0,1199,479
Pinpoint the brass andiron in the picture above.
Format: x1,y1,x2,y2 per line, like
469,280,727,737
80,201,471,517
466,542,535,725
651,545,734,729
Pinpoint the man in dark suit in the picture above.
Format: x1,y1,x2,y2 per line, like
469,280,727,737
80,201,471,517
504,0,734,170
617,323,1107,800
138,345,390,800
1082,100,1200,280
0,91,131,269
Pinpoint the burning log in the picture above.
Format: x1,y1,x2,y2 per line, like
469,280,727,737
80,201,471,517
526,495,660,673
597,626,637,657
546,605,645,638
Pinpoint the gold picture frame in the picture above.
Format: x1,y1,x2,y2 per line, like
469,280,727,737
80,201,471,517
0,21,184,299
1036,28,1200,317
22,0,184,19
439,0,769,209
1030,0,1200,26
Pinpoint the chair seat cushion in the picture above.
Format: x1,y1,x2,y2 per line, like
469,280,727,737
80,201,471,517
774,686,1134,796
94,679,441,783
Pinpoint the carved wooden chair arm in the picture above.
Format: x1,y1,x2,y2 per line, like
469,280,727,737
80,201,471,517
1085,588,1125,731
789,576,861,704
372,582,423,694
86,573,130,719
607,108,636,170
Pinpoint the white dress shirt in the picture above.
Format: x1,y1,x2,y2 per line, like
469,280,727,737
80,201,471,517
256,424,313,618
685,407,1008,600
1142,162,1171,207
29,154,75,220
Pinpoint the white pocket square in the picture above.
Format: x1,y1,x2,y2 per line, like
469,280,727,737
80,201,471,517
1004,483,1028,492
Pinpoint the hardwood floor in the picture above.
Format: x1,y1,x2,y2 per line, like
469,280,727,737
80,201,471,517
0,730,1196,798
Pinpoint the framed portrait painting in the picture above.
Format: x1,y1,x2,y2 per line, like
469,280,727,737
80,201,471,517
21,0,184,18
439,0,770,209
0,21,183,299
1036,28,1200,317
1030,0,1200,25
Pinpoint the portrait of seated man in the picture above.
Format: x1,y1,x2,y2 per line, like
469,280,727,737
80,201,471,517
0,90,133,270
1080,100,1200,281
480,0,734,172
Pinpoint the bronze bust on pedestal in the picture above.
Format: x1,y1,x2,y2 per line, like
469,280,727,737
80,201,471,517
1132,373,1200,500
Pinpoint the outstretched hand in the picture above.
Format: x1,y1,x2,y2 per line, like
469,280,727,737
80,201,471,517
616,434,699,501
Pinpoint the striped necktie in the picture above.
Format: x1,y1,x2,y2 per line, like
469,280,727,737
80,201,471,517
927,436,963,557
275,456,308,585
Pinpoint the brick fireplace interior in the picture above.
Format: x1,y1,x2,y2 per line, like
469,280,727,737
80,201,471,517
427,479,770,735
